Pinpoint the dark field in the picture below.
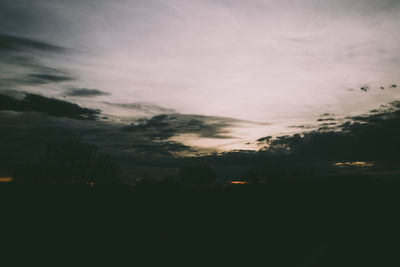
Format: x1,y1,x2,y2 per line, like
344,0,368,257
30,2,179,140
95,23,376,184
2,180,400,266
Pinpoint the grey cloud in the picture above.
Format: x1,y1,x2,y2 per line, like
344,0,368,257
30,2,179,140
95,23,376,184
24,73,75,84
66,88,110,97
0,92,99,120
319,122,337,126
104,102,175,114
0,34,64,53
257,136,272,143
317,118,335,122
2,55,59,73
256,100,400,161
288,125,306,129
0,33,74,90
126,141,192,156
123,113,244,140
0,109,196,179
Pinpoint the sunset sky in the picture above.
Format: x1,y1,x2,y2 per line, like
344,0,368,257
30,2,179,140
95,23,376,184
1,0,400,180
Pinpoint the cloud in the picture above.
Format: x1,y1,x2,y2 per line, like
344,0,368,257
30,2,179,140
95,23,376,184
0,34,64,53
123,113,244,140
1,54,59,72
126,141,192,156
317,118,336,122
104,102,174,114
0,108,196,179
0,92,99,120
66,88,110,97
2,1,400,124
257,136,272,143
1,96,399,181
0,33,74,91
24,73,75,84
257,100,400,161
360,85,370,92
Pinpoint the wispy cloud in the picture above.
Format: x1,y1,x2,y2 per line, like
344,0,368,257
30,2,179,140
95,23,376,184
0,34,64,53
103,102,174,115
0,33,74,92
66,88,110,97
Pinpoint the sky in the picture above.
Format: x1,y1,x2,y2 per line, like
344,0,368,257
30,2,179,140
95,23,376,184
1,0,400,180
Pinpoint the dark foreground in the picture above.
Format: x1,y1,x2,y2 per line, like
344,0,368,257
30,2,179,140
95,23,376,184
2,181,400,266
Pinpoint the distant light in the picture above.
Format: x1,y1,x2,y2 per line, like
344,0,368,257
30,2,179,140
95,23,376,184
0,177,13,182
333,161,375,168
86,181,95,187
228,181,248,185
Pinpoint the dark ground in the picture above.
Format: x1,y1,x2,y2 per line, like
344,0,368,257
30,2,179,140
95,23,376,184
1,181,400,266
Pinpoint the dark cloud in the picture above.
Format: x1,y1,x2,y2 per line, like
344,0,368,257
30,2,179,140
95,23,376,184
389,84,398,88
104,102,174,114
66,88,110,97
126,141,192,156
0,33,74,90
123,113,242,140
2,55,59,72
319,122,337,126
0,34,64,53
2,96,400,182
0,109,196,180
317,118,336,122
360,85,370,92
257,101,400,162
0,92,99,120
0,91,246,177
257,136,272,143
287,125,315,130
23,73,75,84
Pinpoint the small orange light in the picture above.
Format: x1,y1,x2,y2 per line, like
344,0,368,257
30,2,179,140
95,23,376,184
229,181,248,185
86,181,95,187
0,177,13,182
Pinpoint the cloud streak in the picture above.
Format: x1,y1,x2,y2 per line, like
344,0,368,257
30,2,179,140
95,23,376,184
0,33,75,94
66,88,110,97
103,102,175,115
0,34,64,53
0,92,99,120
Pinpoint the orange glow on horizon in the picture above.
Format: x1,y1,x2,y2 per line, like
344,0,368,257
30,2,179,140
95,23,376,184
229,181,248,185
0,177,13,182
